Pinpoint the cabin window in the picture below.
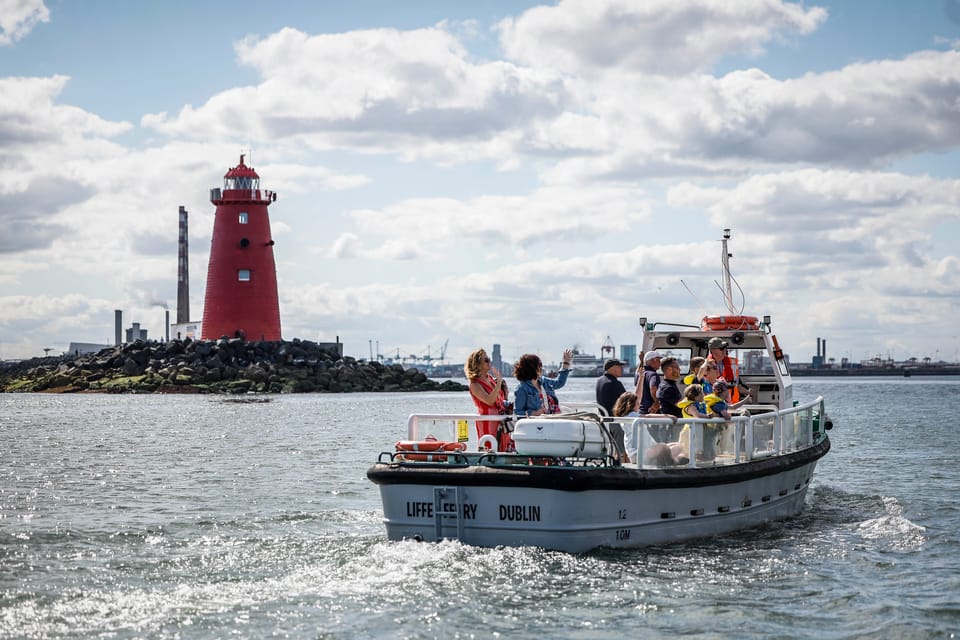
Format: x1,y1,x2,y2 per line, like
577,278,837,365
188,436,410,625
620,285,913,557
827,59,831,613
739,349,776,375
238,269,251,282
658,349,692,372
238,212,248,224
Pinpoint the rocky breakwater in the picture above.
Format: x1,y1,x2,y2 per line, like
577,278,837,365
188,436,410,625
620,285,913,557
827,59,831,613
0,338,468,394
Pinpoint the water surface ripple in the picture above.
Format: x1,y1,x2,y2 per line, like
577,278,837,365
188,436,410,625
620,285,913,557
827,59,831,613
1,379,958,638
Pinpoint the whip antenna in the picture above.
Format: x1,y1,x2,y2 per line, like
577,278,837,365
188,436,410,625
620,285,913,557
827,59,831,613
681,279,709,317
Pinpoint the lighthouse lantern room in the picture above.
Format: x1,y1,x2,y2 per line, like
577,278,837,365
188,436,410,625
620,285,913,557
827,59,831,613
201,155,282,341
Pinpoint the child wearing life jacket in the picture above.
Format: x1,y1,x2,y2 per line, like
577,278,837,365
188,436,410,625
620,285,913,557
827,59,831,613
683,356,706,386
677,384,720,461
704,380,755,459
705,380,752,419
677,384,707,419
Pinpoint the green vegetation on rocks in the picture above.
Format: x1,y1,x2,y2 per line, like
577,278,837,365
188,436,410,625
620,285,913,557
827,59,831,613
0,338,467,394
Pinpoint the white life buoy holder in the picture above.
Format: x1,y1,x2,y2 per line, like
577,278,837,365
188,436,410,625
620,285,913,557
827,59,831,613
478,434,499,452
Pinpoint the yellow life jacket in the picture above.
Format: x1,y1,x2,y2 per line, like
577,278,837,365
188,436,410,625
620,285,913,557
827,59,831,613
677,398,705,418
704,393,728,417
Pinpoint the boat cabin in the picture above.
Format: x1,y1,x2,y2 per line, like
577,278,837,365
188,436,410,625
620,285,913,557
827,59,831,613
638,315,793,411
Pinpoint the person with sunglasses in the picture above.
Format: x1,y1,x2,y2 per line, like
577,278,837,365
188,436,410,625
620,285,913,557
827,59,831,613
697,359,722,395
706,337,750,403
465,348,508,449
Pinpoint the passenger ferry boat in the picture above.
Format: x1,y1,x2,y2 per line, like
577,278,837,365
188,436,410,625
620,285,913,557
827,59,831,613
568,349,603,377
367,231,833,552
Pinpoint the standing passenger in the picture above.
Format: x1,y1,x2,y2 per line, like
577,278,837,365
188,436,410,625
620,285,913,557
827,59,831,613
636,350,663,414
595,359,628,463
683,356,706,386
656,356,684,418
543,349,574,413
676,383,720,461
465,348,508,450
514,351,573,416
633,353,645,387
706,337,751,403
698,359,721,394
596,359,627,416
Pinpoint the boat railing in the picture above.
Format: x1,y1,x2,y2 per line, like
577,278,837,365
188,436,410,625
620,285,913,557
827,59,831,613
406,408,610,442
617,396,826,469
401,397,825,465
407,413,513,442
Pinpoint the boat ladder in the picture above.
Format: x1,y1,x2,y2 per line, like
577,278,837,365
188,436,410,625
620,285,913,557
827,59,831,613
433,486,465,542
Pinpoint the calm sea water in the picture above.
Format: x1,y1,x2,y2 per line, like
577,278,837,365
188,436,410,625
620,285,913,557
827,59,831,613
1,378,959,639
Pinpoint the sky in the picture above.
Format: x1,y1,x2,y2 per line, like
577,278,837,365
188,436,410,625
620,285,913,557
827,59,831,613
1,0,959,366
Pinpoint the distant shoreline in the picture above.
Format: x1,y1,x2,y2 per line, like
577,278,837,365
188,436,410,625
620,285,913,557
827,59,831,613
789,367,960,377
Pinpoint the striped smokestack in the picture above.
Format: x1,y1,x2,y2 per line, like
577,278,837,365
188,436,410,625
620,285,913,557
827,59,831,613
177,206,190,324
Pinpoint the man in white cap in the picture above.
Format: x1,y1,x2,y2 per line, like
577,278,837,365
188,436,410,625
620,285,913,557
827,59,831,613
635,350,663,414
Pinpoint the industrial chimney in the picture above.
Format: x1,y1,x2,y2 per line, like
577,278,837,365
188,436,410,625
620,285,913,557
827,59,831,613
114,309,122,345
177,206,190,325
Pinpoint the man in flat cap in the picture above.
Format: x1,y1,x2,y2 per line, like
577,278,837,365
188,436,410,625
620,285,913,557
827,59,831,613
596,358,626,416
706,337,751,404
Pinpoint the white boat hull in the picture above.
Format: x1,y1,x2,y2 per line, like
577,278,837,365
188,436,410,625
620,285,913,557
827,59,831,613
369,442,827,553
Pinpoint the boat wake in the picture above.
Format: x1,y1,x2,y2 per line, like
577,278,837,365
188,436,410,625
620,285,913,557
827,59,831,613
807,485,926,551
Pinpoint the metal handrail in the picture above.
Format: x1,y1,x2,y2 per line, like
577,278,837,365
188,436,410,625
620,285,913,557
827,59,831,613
607,396,824,468
403,396,825,463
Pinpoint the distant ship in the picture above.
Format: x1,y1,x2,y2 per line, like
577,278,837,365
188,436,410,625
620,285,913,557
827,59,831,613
569,349,602,377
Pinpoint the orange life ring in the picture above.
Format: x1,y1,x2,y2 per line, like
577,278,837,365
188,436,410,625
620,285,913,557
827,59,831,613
395,437,466,462
701,315,760,331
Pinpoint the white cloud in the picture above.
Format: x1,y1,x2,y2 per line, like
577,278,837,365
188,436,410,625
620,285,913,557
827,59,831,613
0,0,49,46
668,169,960,232
342,185,651,255
546,48,960,183
498,0,826,75
141,25,571,167
665,169,960,322
141,17,960,184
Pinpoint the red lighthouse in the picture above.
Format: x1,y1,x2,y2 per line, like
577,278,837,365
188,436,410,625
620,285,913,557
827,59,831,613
201,155,281,341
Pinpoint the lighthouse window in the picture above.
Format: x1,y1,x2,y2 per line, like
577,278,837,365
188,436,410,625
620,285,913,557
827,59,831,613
238,269,251,282
238,212,248,224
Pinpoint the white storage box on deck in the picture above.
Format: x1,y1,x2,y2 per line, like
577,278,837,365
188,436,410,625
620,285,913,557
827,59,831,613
512,418,607,457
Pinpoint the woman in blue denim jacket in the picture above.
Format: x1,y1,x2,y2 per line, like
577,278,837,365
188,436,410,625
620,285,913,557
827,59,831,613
513,349,572,416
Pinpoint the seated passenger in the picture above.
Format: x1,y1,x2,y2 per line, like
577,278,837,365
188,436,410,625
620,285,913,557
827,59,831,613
612,391,684,465
642,442,690,467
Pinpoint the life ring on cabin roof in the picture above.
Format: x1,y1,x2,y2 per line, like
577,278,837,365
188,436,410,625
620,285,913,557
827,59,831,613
395,437,466,461
701,315,760,331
